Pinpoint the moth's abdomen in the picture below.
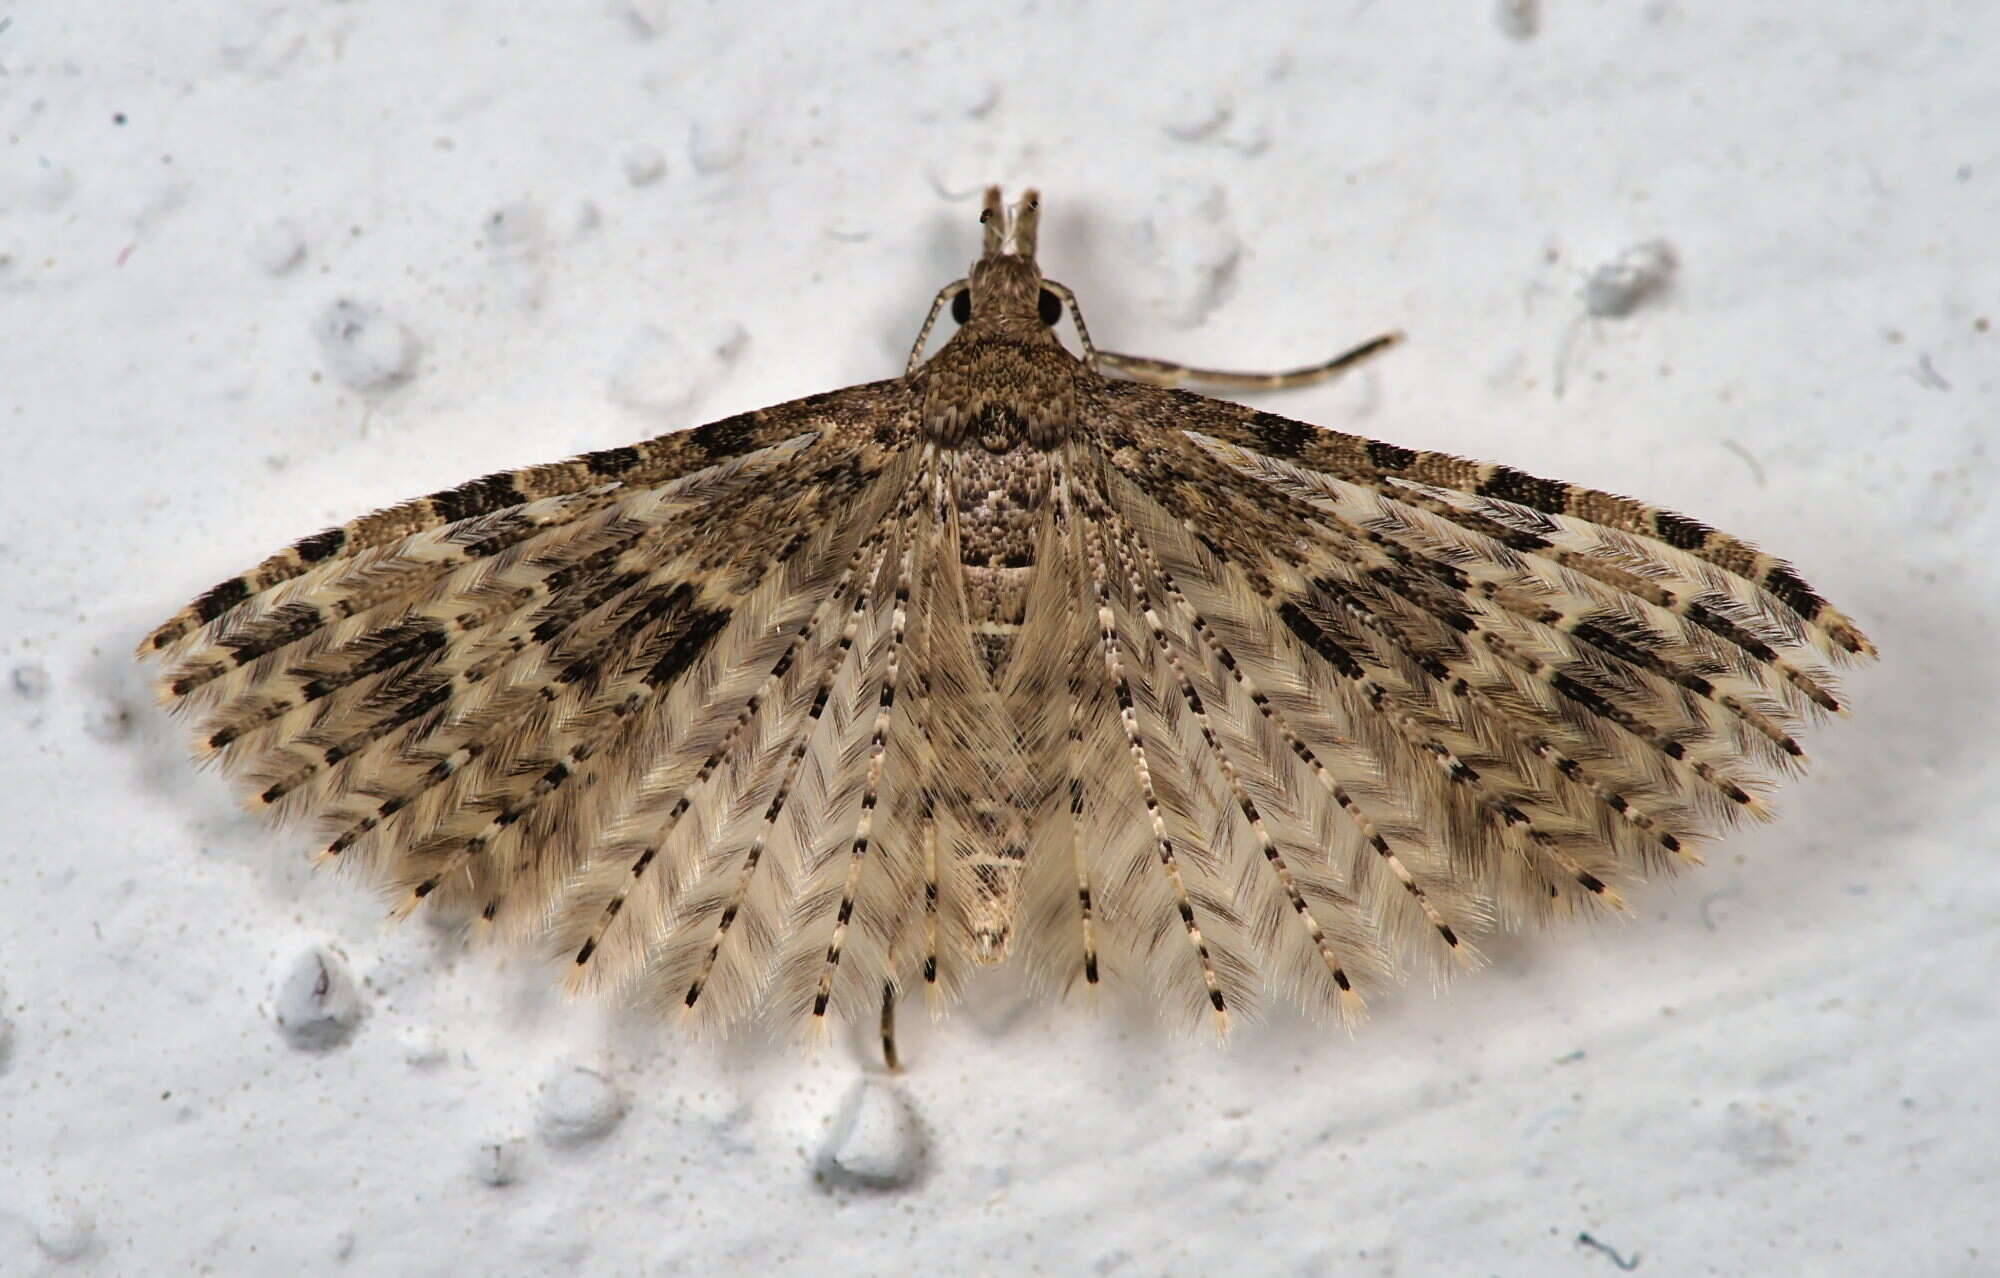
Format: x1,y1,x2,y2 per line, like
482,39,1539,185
952,447,1053,682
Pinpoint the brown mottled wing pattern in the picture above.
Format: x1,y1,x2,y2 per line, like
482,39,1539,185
143,382,925,996
1003,379,1869,1028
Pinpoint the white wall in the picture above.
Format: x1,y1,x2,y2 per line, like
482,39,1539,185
2,3,1993,1272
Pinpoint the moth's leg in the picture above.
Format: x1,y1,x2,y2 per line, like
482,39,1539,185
1043,280,1102,368
1096,330,1402,391
882,800,932,1075
880,980,902,1073
906,280,968,376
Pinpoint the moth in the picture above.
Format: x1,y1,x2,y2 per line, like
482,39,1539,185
142,187,1873,1064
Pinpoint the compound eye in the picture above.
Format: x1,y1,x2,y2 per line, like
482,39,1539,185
1038,288,1062,326
951,290,972,324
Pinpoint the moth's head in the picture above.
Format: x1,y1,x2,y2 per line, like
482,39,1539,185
957,185,1065,331
919,185,1079,452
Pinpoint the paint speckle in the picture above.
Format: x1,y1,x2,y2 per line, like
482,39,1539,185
1721,1099,1803,1170
1914,352,1951,391
1583,240,1678,318
815,1079,925,1192
401,1028,449,1069
953,79,1001,120
314,299,418,392
535,1061,625,1146
483,199,551,308
614,0,671,37
1496,0,1540,39
1161,90,1232,143
1159,91,1268,154
272,945,363,1051
689,118,745,174
1129,181,1241,329
622,143,666,187
1576,1231,1641,1270
34,1196,95,1261
11,663,50,700
249,220,306,275
483,198,547,256
472,1135,524,1186
27,158,79,212
608,320,748,416
567,200,603,239
82,699,133,744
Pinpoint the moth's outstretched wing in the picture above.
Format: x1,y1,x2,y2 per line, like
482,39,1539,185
1055,381,1873,1022
559,438,1033,1040
1004,464,1118,1006
141,381,902,658
142,381,914,945
1011,442,1469,1031
550,443,932,1036
1101,382,1874,672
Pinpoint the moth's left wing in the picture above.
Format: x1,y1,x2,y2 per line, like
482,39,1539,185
142,382,914,945
141,381,903,659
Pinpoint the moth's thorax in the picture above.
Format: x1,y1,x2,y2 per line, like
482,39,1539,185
918,337,1081,451
916,253,1083,452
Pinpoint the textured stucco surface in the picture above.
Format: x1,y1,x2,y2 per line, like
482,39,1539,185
3,4,1994,1273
